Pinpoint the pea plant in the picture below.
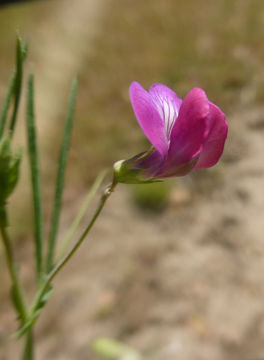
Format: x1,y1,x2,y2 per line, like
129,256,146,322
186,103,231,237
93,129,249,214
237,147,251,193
0,38,227,360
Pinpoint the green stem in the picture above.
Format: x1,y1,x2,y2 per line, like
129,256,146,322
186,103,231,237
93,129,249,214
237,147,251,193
55,170,107,263
23,330,34,360
0,212,27,324
31,180,117,317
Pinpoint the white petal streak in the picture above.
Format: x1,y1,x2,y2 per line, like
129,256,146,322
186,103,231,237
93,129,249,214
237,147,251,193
149,84,182,140
154,96,178,140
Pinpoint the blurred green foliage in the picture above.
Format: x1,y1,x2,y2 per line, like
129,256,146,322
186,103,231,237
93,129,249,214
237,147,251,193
131,181,171,212
92,337,141,360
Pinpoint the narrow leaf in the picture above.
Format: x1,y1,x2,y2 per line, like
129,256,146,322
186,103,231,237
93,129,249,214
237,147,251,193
0,72,16,138
12,310,40,339
26,74,44,281
10,281,24,324
9,36,26,134
46,79,78,272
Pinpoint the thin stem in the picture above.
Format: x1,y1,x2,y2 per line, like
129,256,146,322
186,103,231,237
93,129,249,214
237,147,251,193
31,180,117,317
23,330,34,360
0,215,27,324
55,170,107,263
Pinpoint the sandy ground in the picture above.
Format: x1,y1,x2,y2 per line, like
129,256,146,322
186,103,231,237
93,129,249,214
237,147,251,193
2,104,264,360
29,0,106,140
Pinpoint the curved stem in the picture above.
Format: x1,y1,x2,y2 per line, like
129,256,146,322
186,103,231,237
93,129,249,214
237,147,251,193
30,180,117,317
0,217,28,324
55,170,107,263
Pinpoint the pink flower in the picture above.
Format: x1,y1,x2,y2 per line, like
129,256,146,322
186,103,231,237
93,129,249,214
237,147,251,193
114,82,228,184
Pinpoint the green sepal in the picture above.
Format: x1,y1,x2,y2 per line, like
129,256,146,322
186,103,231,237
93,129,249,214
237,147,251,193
113,158,161,185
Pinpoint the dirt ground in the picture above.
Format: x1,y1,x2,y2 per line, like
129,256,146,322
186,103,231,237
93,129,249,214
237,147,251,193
1,0,264,359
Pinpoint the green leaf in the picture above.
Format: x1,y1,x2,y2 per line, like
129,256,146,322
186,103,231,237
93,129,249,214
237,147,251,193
0,72,16,139
9,36,27,134
12,310,40,339
36,285,53,310
10,283,23,323
9,262,28,327
46,79,78,272
12,285,53,339
26,74,44,281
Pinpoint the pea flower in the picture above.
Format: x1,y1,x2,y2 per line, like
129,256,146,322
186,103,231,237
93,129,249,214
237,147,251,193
114,82,228,184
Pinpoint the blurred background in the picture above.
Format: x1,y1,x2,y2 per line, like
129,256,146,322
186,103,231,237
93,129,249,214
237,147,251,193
1,0,264,359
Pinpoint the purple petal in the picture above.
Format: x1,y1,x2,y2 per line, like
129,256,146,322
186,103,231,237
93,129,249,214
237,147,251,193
149,84,182,139
194,102,228,169
129,82,168,157
159,88,209,173
155,154,199,178
135,148,165,178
